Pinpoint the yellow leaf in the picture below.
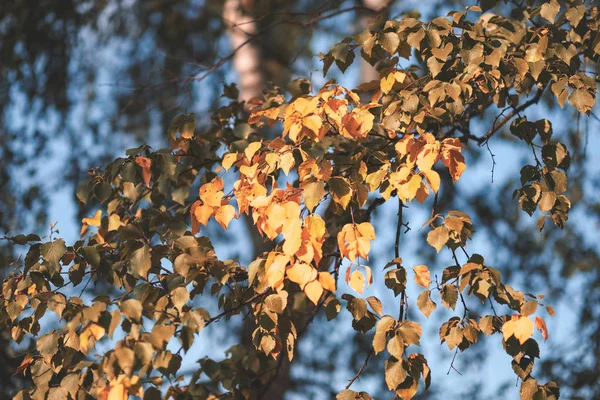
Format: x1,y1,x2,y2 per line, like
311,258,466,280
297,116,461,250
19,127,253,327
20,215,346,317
302,180,326,212
415,182,429,204
422,169,440,193
338,222,376,262
444,215,464,232
356,222,376,240
380,70,406,94
81,210,102,235
199,181,224,208
364,265,373,286
427,226,449,252
79,323,105,354
106,382,127,400
286,262,317,289
397,174,422,202
171,287,189,312
281,205,302,256
222,152,239,170
278,151,295,175
82,210,102,227
249,106,280,125
416,143,440,172
341,106,375,139
348,270,365,294
304,280,324,305
244,141,262,161
214,205,236,229
366,168,388,191
318,272,336,292
502,315,534,345
108,214,124,232
540,0,560,23
265,253,289,289
413,265,431,288
303,115,322,136
373,315,395,354
194,203,214,227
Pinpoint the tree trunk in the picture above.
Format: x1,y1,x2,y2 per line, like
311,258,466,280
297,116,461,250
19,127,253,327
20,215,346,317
359,0,390,84
223,0,264,103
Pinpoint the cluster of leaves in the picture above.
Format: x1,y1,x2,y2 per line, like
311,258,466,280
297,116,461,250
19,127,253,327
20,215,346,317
1,1,599,399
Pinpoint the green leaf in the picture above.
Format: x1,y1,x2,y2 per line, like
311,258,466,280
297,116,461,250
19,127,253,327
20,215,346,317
41,239,66,273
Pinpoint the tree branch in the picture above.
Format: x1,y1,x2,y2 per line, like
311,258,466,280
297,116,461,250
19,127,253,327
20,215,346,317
345,349,373,389
480,88,545,145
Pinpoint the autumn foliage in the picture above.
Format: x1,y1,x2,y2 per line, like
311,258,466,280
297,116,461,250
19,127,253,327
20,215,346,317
1,1,598,399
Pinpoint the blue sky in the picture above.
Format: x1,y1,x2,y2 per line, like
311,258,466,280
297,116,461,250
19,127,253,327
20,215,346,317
31,1,600,398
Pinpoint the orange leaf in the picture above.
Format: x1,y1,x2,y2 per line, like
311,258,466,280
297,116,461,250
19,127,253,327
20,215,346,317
286,262,317,289
441,138,466,183
199,181,224,208
413,265,431,288
265,253,289,289
535,316,549,341
13,354,34,376
318,272,336,292
194,203,214,227
135,156,152,186
190,200,201,235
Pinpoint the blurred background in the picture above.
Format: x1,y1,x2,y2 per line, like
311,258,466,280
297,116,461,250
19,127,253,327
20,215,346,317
0,0,598,399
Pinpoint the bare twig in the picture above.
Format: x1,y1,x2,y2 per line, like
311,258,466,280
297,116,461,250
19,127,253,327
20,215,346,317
481,88,545,145
345,349,374,389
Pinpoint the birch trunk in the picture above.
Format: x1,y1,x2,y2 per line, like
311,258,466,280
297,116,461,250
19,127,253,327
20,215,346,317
359,0,390,84
223,0,264,102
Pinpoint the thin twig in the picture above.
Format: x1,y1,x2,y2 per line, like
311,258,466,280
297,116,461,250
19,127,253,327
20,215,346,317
345,349,373,389
481,88,545,145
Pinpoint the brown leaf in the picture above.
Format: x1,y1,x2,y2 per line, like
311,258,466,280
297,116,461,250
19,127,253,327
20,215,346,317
427,226,449,252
